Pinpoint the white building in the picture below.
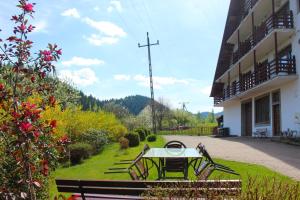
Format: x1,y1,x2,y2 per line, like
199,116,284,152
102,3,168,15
210,0,300,136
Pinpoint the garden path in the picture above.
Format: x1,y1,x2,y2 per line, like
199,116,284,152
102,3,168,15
164,136,300,180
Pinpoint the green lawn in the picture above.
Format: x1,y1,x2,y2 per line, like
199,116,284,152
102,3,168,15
49,136,294,198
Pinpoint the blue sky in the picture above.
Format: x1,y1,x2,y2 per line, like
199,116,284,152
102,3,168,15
0,0,230,113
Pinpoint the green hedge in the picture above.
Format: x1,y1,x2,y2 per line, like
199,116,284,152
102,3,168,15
134,128,146,141
147,134,156,142
69,142,93,165
124,132,140,147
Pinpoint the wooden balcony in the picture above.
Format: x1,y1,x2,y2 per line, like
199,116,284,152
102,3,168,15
231,11,294,67
214,56,296,106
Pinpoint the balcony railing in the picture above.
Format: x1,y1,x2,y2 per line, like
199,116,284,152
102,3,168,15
231,11,294,66
214,56,296,106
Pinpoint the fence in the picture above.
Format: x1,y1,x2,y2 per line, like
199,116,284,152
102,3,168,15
158,126,217,136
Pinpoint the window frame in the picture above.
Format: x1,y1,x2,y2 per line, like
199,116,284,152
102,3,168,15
255,94,270,125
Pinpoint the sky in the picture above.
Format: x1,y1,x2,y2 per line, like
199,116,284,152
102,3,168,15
0,0,230,113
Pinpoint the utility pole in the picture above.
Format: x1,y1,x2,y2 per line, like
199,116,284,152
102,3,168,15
138,32,159,134
179,102,189,112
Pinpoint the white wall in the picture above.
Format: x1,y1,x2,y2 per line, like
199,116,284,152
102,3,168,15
223,101,241,136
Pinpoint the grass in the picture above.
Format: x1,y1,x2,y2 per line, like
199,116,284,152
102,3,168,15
49,136,165,198
49,135,296,199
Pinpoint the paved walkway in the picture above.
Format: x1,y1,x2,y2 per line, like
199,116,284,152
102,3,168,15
164,136,300,180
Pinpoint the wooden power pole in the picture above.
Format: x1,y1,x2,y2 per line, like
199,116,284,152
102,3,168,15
138,32,159,134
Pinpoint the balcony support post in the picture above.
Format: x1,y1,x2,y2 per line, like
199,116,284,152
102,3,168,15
238,30,240,57
251,12,255,45
228,71,230,98
239,63,242,92
272,0,275,28
274,32,278,75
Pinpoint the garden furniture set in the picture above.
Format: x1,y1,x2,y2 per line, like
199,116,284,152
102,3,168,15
56,140,240,199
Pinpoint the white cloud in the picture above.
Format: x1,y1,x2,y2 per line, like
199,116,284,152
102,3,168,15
82,17,126,46
33,21,47,33
107,0,123,13
83,17,126,37
61,8,80,18
58,68,98,86
199,86,212,95
94,6,100,11
61,56,105,67
114,74,131,81
83,34,119,46
133,74,189,89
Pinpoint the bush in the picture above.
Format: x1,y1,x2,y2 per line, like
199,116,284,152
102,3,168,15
76,129,108,154
134,128,146,141
147,134,157,142
119,137,129,149
69,142,93,165
124,132,140,147
145,129,151,136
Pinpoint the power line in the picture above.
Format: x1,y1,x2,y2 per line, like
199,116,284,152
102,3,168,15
138,32,159,134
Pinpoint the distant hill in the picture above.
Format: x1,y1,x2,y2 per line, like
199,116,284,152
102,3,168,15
99,95,152,115
198,112,223,118
79,93,152,115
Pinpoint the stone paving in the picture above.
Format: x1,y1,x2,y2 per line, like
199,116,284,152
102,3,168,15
164,135,300,180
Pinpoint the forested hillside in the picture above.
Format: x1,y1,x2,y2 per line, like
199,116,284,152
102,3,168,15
79,93,152,115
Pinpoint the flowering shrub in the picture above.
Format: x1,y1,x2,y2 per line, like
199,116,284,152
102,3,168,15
0,1,67,199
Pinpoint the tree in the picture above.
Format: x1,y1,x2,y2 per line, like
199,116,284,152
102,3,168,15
206,109,216,123
102,102,130,119
155,97,171,130
0,1,67,199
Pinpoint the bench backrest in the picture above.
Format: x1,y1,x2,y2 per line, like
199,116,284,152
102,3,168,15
56,179,242,199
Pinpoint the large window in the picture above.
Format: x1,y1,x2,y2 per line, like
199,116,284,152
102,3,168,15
255,94,270,124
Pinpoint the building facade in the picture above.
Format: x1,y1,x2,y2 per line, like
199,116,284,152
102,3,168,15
210,0,300,136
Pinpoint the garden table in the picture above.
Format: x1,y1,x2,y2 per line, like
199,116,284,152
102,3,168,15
143,148,202,180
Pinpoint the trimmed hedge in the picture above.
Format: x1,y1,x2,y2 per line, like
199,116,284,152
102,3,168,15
147,134,157,142
134,128,146,141
69,142,93,165
119,137,129,149
124,132,140,147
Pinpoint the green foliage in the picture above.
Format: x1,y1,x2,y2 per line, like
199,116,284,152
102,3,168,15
75,129,108,154
147,134,157,142
42,106,127,141
69,143,93,165
134,128,146,141
119,137,129,149
124,132,140,147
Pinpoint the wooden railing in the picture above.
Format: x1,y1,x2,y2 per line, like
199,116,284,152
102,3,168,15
231,11,294,66
214,56,296,105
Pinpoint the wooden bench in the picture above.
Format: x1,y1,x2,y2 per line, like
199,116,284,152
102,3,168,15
56,179,242,199
253,128,267,138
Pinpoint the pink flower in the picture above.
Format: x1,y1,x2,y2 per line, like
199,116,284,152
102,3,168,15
11,15,18,21
56,49,62,55
41,50,51,56
0,83,4,90
22,3,34,12
33,131,40,139
19,24,26,32
44,55,53,62
19,122,33,132
28,25,34,32
31,76,35,83
7,36,17,42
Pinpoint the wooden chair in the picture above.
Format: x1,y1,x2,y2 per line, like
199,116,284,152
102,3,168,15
105,152,149,180
195,146,239,178
191,143,204,174
162,141,188,179
114,144,150,165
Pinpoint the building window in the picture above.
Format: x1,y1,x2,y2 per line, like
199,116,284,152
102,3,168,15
255,94,270,124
